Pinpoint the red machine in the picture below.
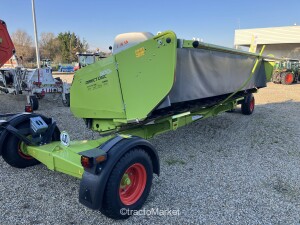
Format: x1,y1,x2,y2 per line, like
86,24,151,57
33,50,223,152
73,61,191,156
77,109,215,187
0,20,15,67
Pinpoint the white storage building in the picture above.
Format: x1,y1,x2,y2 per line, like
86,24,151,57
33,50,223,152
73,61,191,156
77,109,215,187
234,26,300,58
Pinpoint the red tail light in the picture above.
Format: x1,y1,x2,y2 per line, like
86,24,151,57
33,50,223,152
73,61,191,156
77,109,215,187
25,104,33,112
81,156,93,168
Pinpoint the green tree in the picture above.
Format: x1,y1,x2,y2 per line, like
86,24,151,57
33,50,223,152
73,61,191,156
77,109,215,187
57,32,88,63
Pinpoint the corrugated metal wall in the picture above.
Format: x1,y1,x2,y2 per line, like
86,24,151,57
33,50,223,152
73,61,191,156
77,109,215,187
234,26,300,46
256,44,300,58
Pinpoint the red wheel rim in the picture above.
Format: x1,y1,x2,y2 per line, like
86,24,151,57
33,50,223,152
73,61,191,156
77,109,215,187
119,163,147,205
285,73,294,84
250,97,255,112
18,141,32,160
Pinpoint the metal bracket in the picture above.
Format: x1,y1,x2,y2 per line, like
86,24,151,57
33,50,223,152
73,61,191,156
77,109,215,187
41,121,57,144
171,112,190,130
172,119,179,130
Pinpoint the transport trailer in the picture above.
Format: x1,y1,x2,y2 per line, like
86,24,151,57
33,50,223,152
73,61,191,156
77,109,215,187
0,31,273,219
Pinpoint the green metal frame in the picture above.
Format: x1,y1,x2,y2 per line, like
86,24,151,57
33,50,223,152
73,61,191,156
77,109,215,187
25,95,243,178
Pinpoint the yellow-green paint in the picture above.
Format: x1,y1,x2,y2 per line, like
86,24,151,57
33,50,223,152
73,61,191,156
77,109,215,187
70,56,126,119
70,31,177,126
116,31,177,121
26,137,112,178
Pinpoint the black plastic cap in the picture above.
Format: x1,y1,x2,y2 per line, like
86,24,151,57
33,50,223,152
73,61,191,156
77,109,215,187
192,41,199,48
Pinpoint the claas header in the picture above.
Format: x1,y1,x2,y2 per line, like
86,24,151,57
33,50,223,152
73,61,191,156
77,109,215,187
0,30,273,219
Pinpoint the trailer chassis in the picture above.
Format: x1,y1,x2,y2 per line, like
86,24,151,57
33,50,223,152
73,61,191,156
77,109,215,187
0,91,255,219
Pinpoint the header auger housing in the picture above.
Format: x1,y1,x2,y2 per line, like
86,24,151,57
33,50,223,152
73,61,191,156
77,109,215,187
71,31,270,134
0,30,273,219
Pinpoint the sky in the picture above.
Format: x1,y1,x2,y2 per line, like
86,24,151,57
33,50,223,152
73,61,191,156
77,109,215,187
2,0,300,52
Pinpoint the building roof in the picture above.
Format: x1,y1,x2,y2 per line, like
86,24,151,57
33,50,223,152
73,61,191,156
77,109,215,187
234,26,300,46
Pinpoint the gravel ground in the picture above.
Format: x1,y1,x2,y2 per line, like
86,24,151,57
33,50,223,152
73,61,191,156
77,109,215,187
52,74,74,84
0,82,300,225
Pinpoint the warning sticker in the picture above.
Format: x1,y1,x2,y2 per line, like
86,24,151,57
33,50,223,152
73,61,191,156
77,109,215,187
135,47,145,58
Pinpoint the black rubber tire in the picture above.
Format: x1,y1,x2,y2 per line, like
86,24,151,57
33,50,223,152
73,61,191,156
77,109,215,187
35,93,44,99
30,95,39,110
281,72,294,85
2,119,60,168
100,149,153,220
272,72,280,83
241,93,255,115
294,74,299,83
35,94,45,99
62,93,70,107
55,77,62,82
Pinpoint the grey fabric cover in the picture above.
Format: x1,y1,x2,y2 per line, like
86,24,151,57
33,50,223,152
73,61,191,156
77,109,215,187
168,48,266,103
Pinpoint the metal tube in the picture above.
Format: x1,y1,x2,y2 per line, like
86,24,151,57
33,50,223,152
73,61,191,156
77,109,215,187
31,0,40,68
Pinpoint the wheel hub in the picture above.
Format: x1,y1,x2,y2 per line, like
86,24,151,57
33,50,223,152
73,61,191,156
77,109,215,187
18,140,32,160
120,173,132,187
119,163,147,205
285,73,294,84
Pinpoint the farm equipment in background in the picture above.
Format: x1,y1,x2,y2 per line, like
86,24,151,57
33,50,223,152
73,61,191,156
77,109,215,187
58,64,74,73
1,55,22,68
0,20,15,68
0,56,71,110
0,20,71,110
41,58,52,69
271,59,300,85
0,30,274,219
74,52,106,71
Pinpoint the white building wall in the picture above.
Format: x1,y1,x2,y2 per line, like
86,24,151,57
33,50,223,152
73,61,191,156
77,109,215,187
235,26,300,58
256,44,300,58
235,26,300,46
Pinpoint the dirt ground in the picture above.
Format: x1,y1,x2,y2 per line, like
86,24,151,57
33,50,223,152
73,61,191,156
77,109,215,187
256,82,300,104
53,73,74,84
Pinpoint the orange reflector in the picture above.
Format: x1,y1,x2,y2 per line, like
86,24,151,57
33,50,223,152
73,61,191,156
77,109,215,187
95,155,107,163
